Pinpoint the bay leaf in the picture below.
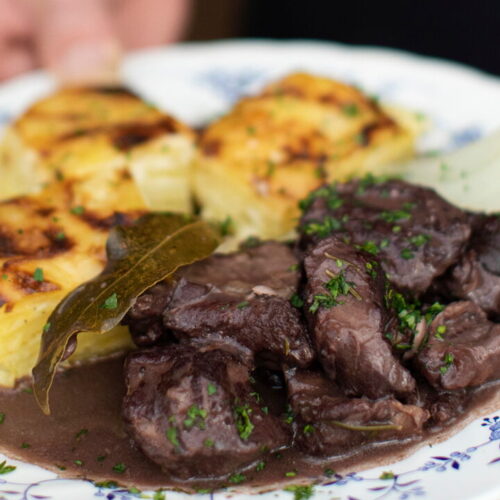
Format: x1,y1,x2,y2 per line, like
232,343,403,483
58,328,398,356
32,213,220,414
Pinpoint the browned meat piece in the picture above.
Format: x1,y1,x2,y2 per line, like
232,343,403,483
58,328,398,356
303,236,416,398
299,178,471,296
123,345,289,479
414,301,500,390
442,215,500,317
122,282,174,346
285,368,429,456
123,241,314,367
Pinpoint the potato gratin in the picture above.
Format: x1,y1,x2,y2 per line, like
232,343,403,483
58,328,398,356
0,74,420,386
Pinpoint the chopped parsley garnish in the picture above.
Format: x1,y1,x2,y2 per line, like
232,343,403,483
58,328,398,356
95,480,118,489
228,473,246,484
355,173,389,194
1,273,7,280
440,352,455,375
220,216,233,237
309,271,356,313
166,427,180,448
234,404,254,440
409,234,430,247
392,225,402,233
288,263,299,272
379,209,411,223
207,383,217,396
358,240,380,255
184,404,207,429
380,238,390,249
379,471,395,480
435,325,447,340
0,413,4,424
70,206,85,215
75,429,88,440
203,438,214,448
153,491,166,500
284,485,314,500
236,300,249,309
365,261,378,278
101,293,118,310
43,322,51,333
290,293,304,308
55,231,66,240
97,455,107,462
400,248,414,260
21,442,30,449
304,216,343,238
303,424,315,435
250,392,262,404
33,267,44,282
324,468,335,477
256,461,266,472
283,405,295,424
341,103,359,117
0,461,16,475
74,460,83,466
113,463,127,474
246,126,256,136
298,184,343,212
285,471,297,477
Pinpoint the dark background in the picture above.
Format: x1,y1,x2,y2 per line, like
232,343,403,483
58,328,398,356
188,0,500,75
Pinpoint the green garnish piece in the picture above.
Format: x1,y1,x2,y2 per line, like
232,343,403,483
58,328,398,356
359,240,380,255
33,214,220,415
74,459,83,466
219,216,233,237
285,471,297,477
75,428,88,440
234,404,254,440
409,234,430,247
70,206,85,216
207,383,217,396
256,461,266,472
166,427,180,449
290,293,304,308
112,463,127,474
101,293,118,310
400,248,414,260
440,352,455,374
304,216,343,238
33,267,44,282
341,103,359,117
324,468,335,477
379,471,395,480
0,413,5,424
228,473,246,484
284,485,314,500
303,424,315,435
236,301,249,309
309,271,356,313
203,438,214,448
379,209,411,223
0,460,16,475
183,404,207,429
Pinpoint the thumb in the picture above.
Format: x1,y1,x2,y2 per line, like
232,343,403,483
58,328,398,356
34,0,121,85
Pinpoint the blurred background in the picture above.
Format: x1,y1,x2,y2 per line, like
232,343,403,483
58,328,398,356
1,0,499,83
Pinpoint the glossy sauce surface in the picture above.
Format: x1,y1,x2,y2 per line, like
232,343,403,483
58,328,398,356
0,357,498,493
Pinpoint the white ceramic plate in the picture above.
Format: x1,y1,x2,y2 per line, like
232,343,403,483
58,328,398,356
0,40,499,500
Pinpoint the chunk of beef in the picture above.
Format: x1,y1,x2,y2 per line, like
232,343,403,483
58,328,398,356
123,344,289,479
303,236,416,398
299,179,471,296
122,282,174,346
124,241,315,367
442,215,500,317
414,301,500,390
285,368,429,456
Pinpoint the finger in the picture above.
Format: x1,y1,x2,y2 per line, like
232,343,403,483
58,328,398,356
33,0,121,85
0,45,36,81
0,0,32,39
115,0,192,50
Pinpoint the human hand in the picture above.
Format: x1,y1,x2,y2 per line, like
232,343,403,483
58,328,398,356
0,0,192,84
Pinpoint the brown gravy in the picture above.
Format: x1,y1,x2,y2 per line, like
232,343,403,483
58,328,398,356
0,357,498,494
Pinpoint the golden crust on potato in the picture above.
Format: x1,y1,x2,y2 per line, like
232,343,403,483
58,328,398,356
195,72,418,242
0,188,141,387
0,87,197,386
0,87,196,212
